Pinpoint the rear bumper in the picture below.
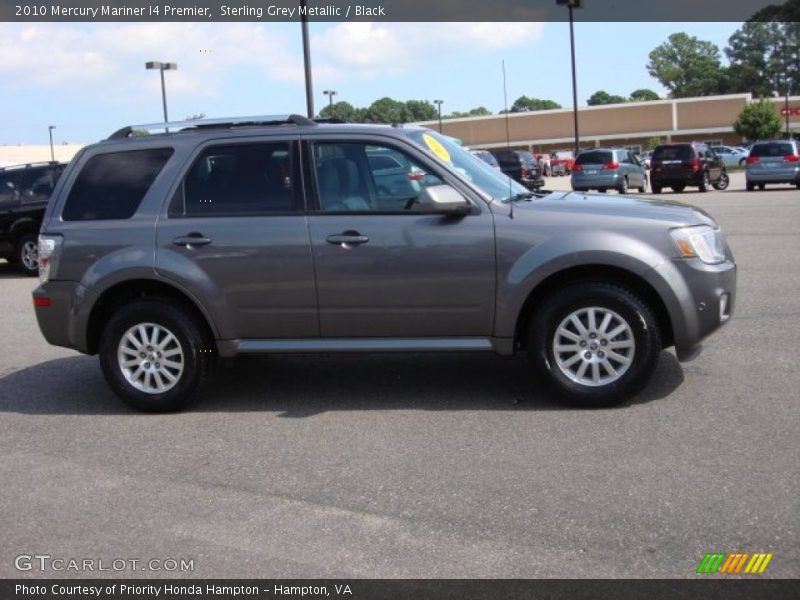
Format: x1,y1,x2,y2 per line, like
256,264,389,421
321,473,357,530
651,170,703,187
520,176,545,190
32,281,89,353
745,166,800,183
645,257,737,362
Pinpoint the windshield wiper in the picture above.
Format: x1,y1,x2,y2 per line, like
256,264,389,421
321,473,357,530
504,191,536,203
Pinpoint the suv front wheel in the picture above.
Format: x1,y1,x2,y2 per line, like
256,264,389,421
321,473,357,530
99,300,214,412
528,282,661,407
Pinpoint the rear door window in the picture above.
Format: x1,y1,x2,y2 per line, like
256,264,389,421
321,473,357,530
63,149,173,221
751,142,795,157
576,151,613,165
652,146,692,161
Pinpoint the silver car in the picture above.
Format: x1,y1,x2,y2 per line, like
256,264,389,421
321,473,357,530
745,140,800,191
571,148,648,194
711,145,749,168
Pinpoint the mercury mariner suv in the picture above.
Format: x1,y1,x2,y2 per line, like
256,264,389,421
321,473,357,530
33,115,736,412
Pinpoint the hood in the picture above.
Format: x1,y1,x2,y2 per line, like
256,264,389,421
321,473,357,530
510,191,717,228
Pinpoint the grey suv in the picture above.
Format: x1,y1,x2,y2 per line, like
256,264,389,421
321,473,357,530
33,115,736,412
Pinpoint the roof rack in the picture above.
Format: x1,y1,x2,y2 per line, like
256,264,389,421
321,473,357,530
107,114,317,140
0,160,62,171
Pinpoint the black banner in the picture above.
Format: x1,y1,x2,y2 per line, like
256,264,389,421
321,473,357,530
3,579,800,600
1,0,798,23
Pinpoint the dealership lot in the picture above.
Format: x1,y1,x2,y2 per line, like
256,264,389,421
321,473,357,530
0,179,797,578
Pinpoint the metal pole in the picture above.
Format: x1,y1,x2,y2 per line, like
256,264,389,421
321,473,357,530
301,0,314,118
329,94,334,109
48,126,55,162
160,68,168,123
568,5,580,156
438,104,442,133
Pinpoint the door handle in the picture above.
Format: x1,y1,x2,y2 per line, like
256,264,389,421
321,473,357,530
326,231,369,247
173,233,212,247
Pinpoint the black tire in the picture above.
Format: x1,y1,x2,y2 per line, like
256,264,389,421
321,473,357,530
99,300,214,412
638,177,647,194
758,183,766,191
652,184,662,194
713,172,729,191
598,188,607,194
739,158,746,167
698,171,710,192
746,180,755,192
16,233,39,276
528,282,662,407
671,184,685,193
618,177,628,195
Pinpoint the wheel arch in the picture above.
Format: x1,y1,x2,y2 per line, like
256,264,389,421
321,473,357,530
514,264,674,351
85,278,217,355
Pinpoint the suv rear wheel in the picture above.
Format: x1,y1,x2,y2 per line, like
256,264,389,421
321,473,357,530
16,233,39,276
528,282,661,407
99,300,214,412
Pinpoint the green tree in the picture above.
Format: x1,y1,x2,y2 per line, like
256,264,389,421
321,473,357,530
645,136,665,150
647,33,726,97
733,99,783,140
587,90,628,105
629,89,660,102
509,96,562,112
404,100,439,122
444,106,492,119
724,21,799,98
318,101,366,122
749,0,800,22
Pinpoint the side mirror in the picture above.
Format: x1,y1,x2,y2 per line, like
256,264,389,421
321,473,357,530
417,185,471,216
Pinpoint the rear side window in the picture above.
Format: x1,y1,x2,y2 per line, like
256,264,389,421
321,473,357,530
652,145,692,160
576,151,613,165
751,142,795,157
170,142,298,217
63,149,173,221
494,152,520,167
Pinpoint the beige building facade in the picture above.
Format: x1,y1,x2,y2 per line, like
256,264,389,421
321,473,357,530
416,94,800,155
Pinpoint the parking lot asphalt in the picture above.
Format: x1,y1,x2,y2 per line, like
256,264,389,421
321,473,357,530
0,178,798,579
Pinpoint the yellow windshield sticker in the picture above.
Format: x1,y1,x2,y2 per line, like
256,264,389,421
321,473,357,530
423,133,451,162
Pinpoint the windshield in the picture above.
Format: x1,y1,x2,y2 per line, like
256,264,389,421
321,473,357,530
408,130,528,201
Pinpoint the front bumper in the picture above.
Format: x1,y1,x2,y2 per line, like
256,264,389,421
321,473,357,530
646,257,737,362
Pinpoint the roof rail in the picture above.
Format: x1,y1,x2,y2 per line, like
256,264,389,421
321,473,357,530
107,114,317,140
0,160,63,171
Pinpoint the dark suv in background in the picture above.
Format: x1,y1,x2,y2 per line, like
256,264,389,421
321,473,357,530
33,116,736,412
650,143,729,194
490,150,544,190
0,162,67,275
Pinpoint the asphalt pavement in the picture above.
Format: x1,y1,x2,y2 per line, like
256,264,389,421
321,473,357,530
0,175,798,578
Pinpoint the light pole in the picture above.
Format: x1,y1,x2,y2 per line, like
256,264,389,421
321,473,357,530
145,61,177,130
784,39,791,139
48,125,56,162
300,0,314,118
433,99,444,133
557,0,584,156
323,90,338,113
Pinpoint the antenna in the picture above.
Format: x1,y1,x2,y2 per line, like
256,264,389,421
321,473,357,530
503,59,514,219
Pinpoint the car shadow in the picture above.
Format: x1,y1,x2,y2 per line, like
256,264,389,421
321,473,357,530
0,351,685,417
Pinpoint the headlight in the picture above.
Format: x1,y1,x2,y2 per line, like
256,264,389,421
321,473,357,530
670,225,726,264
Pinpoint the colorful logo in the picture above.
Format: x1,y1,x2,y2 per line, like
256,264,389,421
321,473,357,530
696,552,773,574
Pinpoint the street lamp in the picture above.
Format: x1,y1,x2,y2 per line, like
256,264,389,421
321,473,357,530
433,99,444,133
48,125,56,162
145,61,177,129
323,90,338,112
300,0,314,118
556,0,584,156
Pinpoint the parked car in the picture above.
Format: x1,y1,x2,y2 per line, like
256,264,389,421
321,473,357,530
711,145,749,168
650,142,729,194
490,150,544,190
470,149,501,170
33,115,736,412
549,150,575,176
745,140,800,191
571,148,648,194
0,161,67,275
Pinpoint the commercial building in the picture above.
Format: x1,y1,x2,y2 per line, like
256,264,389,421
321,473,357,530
416,93,800,155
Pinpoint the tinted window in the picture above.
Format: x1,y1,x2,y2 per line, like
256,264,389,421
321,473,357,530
652,145,693,160
64,149,172,221
314,142,444,213
576,151,613,165
493,152,521,168
751,142,795,157
171,142,297,217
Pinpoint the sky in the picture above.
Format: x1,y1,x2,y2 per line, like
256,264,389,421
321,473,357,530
0,21,743,145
